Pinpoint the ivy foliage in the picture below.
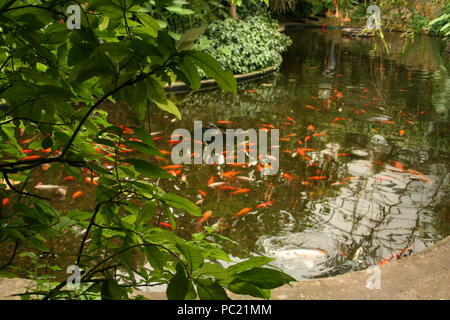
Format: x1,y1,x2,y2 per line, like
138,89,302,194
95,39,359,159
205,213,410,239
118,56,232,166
0,0,295,300
195,16,293,75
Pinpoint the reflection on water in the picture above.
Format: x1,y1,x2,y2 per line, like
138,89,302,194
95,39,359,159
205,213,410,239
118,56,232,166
11,29,449,281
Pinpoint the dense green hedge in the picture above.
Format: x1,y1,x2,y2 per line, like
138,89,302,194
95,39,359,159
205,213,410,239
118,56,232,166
195,16,293,75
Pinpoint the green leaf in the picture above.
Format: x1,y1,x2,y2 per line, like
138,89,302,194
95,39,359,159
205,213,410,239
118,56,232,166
146,77,167,104
199,263,229,280
136,202,156,226
177,58,201,90
122,159,172,179
176,242,204,273
185,51,237,94
161,193,201,216
135,13,161,37
153,99,181,120
144,245,168,271
97,42,131,58
68,43,96,66
233,267,296,289
165,6,194,15
177,27,205,51
228,280,270,299
101,278,126,300
226,256,274,275
166,262,189,300
195,278,230,300
27,236,49,252
41,136,53,149
126,140,162,157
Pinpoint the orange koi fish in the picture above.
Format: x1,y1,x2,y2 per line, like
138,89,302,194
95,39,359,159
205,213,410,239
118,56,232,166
305,105,318,111
377,176,394,181
283,173,294,181
231,188,251,195
71,190,83,199
222,170,240,179
393,161,404,171
20,138,32,144
63,176,76,181
167,170,182,177
308,176,328,180
159,222,173,229
332,117,349,123
20,155,42,161
406,169,432,186
162,164,184,170
166,140,181,145
1,198,10,206
197,190,207,197
377,247,412,266
217,185,238,191
234,207,252,217
256,201,274,209
227,163,247,167
296,148,317,157
198,210,212,223
215,121,233,124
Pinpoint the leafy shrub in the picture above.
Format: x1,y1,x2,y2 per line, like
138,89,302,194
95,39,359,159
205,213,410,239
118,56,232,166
195,16,293,75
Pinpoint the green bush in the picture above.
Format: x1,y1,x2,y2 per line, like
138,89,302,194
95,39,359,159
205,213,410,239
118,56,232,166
195,16,293,75
429,4,450,38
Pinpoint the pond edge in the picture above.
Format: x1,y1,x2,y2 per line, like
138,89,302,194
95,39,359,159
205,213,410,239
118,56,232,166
164,65,278,94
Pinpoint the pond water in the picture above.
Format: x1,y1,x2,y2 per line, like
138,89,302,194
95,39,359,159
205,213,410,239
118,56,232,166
9,29,449,282
148,29,450,280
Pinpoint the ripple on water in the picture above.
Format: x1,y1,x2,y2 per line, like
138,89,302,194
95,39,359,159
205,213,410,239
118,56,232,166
255,231,338,280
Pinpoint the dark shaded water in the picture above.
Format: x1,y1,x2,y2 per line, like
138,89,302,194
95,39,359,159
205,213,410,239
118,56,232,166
6,29,449,281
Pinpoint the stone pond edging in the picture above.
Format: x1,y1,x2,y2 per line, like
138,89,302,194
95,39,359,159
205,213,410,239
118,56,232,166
1,236,448,300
